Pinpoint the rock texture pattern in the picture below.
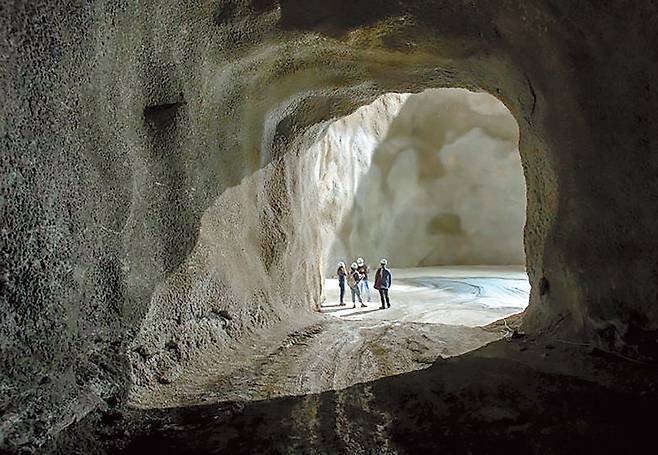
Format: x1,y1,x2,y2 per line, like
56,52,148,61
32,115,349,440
3,0,658,451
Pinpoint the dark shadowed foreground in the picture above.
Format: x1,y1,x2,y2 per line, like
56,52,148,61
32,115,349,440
51,337,656,454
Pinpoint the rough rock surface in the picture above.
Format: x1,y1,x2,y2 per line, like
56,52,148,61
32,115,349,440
3,0,658,451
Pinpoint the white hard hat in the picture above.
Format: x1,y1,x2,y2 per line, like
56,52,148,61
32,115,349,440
356,257,364,266
380,258,388,266
338,261,345,268
350,262,358,270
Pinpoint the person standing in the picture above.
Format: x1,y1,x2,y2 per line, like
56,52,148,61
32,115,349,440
356,257,371,302
374,258,392,309
337,261,347,306
347,262,366,309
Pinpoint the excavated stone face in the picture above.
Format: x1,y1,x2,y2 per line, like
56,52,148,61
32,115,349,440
316,88,525,269
3,0,658,450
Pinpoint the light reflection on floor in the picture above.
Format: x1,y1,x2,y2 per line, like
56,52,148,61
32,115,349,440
322,266,529,327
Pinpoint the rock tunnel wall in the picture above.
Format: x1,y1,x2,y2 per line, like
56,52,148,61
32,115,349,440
3,0,658,450
316,89,525,270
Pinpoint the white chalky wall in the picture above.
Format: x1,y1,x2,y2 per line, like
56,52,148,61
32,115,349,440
312,89,526,271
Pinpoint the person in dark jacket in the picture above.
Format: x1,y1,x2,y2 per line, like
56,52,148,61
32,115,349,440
374,258,392,309
337,261,347,306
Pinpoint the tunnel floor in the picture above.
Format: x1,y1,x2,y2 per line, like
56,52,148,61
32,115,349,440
82,268,658,454
108,268,658,454
103,337,657,454
131,268,526,411
131,318,501,410
323,266,529,326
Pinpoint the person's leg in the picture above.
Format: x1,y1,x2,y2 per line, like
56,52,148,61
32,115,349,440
379,289,385,309
385,288,391,308
356,285,364,306
351,286,356,308
364,279,371,301
339,282,345,305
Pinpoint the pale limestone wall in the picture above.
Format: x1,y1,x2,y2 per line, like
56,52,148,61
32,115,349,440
316,89,525,270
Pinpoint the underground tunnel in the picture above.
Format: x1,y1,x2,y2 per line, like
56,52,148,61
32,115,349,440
2,1,658,454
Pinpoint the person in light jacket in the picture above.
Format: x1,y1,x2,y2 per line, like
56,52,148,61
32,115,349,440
356,257,371,302
347,262,366,308
374,258,392,309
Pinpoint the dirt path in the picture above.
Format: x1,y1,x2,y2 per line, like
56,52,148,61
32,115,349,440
120,337,658,455
131,267,530,409
135,317,499,409
251,319,498,398
115,265,658,454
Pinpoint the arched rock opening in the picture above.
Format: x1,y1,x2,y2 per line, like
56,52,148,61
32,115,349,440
315,88,526,270
3,1,658,451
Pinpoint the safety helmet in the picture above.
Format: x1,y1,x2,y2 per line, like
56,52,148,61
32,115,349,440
380,258,388,266
350,262,358,270
356,257,364,266
337,261,345,268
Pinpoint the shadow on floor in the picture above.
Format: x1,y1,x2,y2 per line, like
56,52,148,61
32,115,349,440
320,306,383,316
320,306,350,313
110,339,657,454
339,307,384,317
320,303,343,308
